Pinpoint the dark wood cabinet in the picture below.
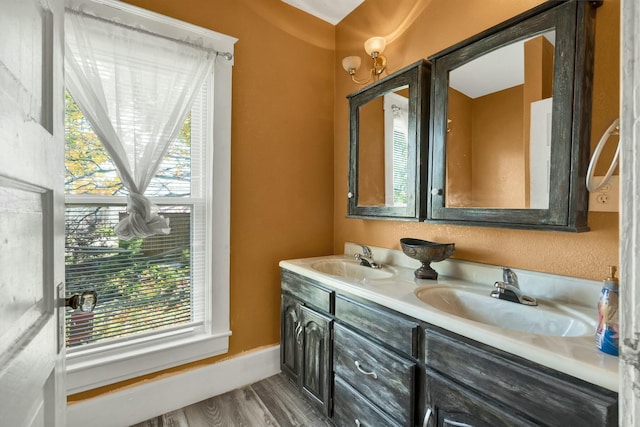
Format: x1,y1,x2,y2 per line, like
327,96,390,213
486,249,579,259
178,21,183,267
280,268,618,427
347,60,431,221
280,272,334,416
427,0,602,232
427,0,601,231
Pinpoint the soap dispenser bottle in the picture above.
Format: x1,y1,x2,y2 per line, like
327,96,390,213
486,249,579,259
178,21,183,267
596,266,619,356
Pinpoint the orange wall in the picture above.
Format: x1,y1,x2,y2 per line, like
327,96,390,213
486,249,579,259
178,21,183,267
69,0,335,402
334,0,620,280
446,88,473,207
471,85,525,208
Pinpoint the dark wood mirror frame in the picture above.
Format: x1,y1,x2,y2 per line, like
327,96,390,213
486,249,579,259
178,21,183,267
347,59,431,221
427,0,602,232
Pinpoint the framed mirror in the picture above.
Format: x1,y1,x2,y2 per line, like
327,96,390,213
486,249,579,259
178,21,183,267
347,59,430,220
427,0,601,231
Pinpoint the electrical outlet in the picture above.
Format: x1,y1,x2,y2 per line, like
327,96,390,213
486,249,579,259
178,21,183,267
589,175,619,212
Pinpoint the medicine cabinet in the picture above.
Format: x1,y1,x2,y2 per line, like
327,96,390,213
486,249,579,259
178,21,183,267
347,60,431,220
427,0,601,231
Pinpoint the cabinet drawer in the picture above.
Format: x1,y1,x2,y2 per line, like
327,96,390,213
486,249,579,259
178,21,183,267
334,376,401,427
334,323,415,426
335,294,418,356
423,326,618,426
281,269,334,313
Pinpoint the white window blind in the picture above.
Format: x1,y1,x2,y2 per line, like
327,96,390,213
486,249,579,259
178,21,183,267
65,206,196,345
392,127,409,205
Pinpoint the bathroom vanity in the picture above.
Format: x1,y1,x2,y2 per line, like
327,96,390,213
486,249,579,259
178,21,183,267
279,244,618,426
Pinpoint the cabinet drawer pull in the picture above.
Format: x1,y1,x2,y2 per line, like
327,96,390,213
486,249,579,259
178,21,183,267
354,360,378,379
422,408,432,427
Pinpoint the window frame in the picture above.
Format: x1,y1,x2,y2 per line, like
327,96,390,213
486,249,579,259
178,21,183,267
64,0,235,395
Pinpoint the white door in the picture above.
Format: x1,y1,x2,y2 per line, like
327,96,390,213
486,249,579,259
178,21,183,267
0,0,65,425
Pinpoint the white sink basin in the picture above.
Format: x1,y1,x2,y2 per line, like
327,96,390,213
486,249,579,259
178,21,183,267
310,260,395,280
415,285,596,337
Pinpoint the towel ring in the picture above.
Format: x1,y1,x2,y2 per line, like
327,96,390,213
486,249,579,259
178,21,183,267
586,118,620,192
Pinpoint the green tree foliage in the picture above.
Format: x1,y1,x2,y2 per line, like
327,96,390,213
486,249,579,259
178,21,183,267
65,91,123,195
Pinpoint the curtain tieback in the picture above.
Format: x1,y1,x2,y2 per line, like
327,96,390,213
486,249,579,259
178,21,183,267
114,192,171,240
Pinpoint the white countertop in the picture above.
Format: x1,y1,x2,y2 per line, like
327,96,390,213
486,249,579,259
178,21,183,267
279,244,619,392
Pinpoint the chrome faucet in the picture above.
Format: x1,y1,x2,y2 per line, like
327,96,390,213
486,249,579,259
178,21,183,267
490,268,538,306
502,267,519,288
354,244,382,269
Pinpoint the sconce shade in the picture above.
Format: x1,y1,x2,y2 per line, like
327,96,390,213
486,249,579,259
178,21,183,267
364,37,386,56
343,36,387,84
342,55,362,73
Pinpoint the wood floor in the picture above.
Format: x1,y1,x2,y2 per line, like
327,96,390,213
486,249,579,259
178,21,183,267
131,374,334,427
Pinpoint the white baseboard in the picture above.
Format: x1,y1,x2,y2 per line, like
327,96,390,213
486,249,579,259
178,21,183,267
66,345,281,427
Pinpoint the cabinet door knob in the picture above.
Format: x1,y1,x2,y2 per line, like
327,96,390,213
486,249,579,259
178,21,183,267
354,360,378,380
430,188,443,196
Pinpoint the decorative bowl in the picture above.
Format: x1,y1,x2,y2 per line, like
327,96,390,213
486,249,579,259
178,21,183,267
400,238,455,280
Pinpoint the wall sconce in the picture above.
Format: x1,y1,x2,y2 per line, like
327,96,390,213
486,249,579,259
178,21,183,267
342,36,387,84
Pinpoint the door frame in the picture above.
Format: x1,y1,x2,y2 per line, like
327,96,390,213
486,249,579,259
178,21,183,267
620,0,639,423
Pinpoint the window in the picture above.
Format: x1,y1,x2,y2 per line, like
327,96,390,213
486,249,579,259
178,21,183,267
64,0,235,394
65,89,205,346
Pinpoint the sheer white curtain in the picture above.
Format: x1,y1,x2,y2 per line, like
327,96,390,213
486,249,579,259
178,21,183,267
64,10,215,239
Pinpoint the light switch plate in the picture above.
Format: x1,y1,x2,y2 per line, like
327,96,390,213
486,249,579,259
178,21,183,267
588,175,619,212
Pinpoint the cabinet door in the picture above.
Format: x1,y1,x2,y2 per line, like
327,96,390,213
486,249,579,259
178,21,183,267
423,326,618,426
423,369,537,427
280,294,301,381
299,305,333,416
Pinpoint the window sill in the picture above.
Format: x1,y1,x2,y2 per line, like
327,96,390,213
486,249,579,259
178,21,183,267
66,329,231,395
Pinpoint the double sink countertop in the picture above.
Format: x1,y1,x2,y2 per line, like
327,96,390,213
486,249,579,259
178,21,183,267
279,243,619,392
